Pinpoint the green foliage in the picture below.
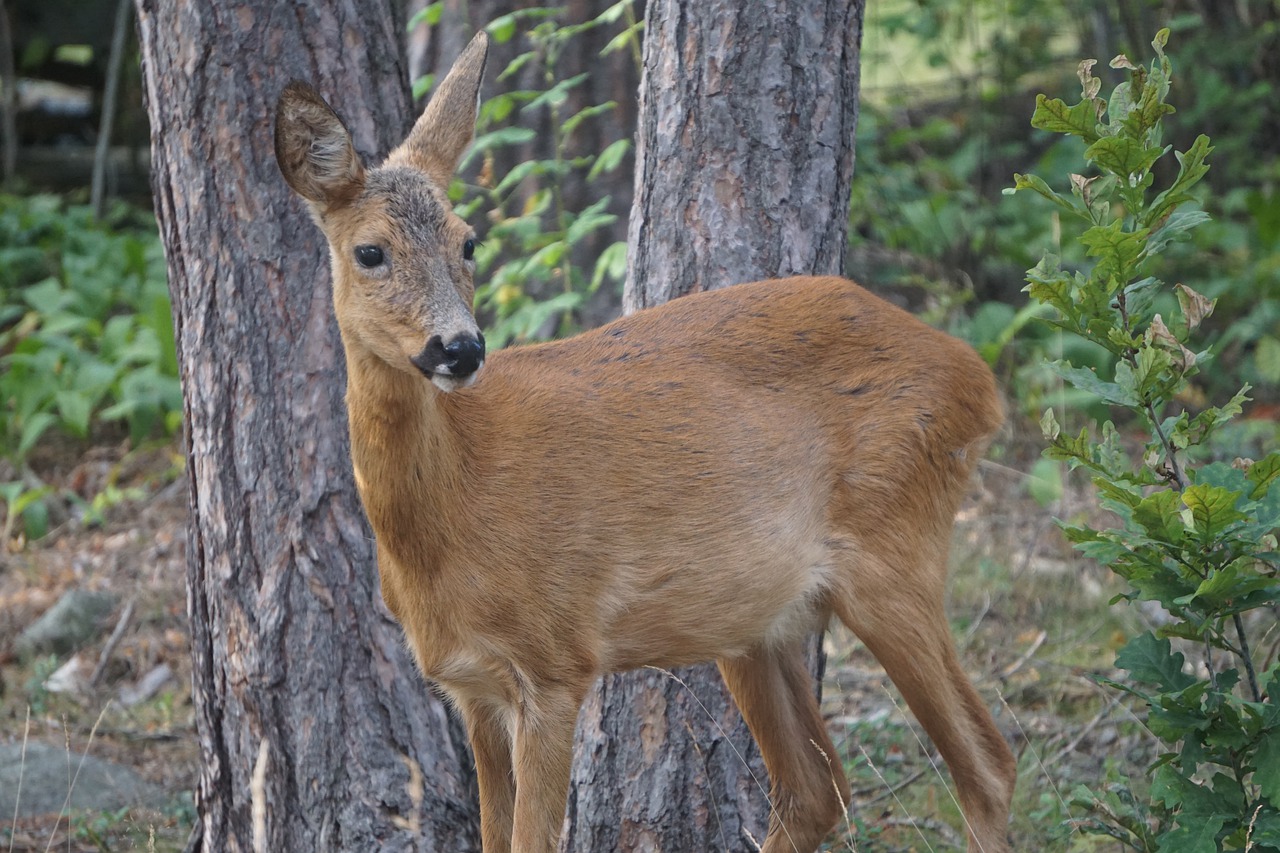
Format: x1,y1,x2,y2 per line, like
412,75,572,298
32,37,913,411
0,195,181,538
1013,32,1279,851
416,2,640,348
852,0,1280,440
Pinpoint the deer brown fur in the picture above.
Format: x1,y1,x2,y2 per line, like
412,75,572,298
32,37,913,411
275,31,1016,853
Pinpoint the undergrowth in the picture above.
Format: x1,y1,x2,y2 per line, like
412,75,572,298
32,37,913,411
0,195,180,541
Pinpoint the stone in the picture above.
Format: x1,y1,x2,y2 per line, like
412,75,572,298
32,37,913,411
14,589,117,660
0,742,169,817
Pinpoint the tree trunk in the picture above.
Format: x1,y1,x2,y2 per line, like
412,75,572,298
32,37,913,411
564,0,865,850
135,2,478,850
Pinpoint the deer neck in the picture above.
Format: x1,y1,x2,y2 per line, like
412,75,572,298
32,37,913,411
342,341,463,569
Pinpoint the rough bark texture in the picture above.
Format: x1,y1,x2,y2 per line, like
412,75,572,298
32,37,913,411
564,0,865,850
135,2,478,850
625,0,864,311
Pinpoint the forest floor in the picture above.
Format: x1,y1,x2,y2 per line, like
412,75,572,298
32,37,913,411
0,427,1159,852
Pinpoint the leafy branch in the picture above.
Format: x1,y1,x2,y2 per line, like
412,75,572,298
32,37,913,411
1010,30,1280,852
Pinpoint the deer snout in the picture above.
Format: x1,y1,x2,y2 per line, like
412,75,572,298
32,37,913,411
411,332,486,387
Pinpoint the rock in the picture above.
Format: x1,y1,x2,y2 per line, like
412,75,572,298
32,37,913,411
14,589,117,660
43,653,91,695
0,742,170,817
119,663,174,707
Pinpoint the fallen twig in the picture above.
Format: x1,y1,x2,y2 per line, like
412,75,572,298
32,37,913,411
90,597,136,688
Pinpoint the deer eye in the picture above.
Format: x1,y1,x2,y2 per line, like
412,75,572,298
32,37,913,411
462,238,475,261
354,245,385,268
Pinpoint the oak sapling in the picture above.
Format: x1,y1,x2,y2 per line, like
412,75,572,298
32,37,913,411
1011,29,1280,851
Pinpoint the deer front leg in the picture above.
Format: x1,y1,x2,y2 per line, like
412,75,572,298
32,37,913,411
461,700,516,853
509,684,587,853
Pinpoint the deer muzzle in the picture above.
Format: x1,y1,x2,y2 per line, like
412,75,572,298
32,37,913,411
411,332,486,383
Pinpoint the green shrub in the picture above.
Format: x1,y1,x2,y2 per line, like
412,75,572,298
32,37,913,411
0,194,181,537
412,2,639,348
1012,31,1279,851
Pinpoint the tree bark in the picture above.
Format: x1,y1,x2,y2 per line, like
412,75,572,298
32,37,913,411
625,0,864,310
564,0,865,850
135,2,478,850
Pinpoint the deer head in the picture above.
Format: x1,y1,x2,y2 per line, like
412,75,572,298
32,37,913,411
275,33,490,392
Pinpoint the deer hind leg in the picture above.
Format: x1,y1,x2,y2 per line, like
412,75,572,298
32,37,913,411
832,553,1016,853
718,640,850,853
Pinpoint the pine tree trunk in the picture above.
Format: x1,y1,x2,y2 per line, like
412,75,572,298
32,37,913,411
564,0,865,849
135,2,478,850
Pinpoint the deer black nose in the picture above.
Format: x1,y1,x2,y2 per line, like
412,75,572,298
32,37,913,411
411,332,486,379
443,333,485,377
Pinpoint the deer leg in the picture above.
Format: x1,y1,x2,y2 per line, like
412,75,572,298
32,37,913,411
509,684,586,853
461,700,516,853
833,561,1015,853
718,640,850,853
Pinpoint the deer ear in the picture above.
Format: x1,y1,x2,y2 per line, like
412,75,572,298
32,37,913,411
388,31,488,186
275,81,366,213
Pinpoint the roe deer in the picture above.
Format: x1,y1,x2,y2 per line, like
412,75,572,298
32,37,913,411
274,31,1016,853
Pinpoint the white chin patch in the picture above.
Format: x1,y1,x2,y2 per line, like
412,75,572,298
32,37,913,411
430,365,483,393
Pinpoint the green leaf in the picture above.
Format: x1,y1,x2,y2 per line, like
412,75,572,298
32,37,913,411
54,390,93,438
406,1,442,30
16,412,57,460
526,240,567,271
1031,94,1101,144
565,198,616,245
1182,484,1247,540
1146,209,1211,255
1245,452,1280,500
560,101,617,138
1085,136,1166,180
600,21,643,57
1010,173,1089,219
1156,816,1225,853
588,138,631,181
486,14,519,43
1023,255,1078,318
524,73,590,112
480,93,518,125
499,51,537,82
1079,219,1149,287
590,241,627,292
1120,276,1162,321
593,0,635,25
1257,730,1280,804
461,127,537,170
1247,810,1280,847
471,126,537,154
411,74,436,101
1116,632,1195,692
1132,489,1186,545
1191,560,1278,608
1048,362,1141,407
1115,77,1177,141
493,160,540,197
1145,135,1214,226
